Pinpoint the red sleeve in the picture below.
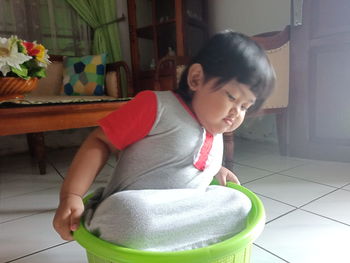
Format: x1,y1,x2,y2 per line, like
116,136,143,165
98,90,157,150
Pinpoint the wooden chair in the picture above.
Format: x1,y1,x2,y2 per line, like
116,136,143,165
154,56,190,91
154,26,290,170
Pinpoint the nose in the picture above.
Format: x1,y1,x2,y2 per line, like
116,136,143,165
229,104,240,117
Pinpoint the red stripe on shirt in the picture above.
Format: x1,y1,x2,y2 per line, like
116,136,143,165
193,132,214,171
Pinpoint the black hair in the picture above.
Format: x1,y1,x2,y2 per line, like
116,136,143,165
175,29,276,113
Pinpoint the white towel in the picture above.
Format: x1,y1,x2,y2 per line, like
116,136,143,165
85,185,251,252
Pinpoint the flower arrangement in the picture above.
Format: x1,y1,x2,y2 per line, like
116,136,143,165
0,36,50,79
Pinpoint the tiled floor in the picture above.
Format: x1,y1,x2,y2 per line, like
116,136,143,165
1,138,350,263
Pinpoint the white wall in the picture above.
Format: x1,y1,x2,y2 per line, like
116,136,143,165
208,0,290,143
208,0,290,36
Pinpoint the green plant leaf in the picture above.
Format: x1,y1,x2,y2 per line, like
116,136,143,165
10,65,29,79
32,67,47,78
17,41,26,54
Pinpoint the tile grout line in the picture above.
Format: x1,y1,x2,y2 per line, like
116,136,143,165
296,186,350,227
340,182,350,192
266,206,350,228
277,172,347,189
342,182,350,187
47,160,65,180
4,241,71,263
233,162,279,173
0,186,60,201
234,161,309,175
298,187,342,209
261,188,350,227
241,173,280,185
265,208,298,225
253,243,291,262
299,208,350,227
248,192,298,209
0,209,56,225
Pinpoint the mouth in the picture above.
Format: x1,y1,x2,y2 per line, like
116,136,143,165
223,118,234,126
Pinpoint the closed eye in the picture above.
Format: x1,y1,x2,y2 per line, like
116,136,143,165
241,102,254,111
241,105,248,111
226,91,235,101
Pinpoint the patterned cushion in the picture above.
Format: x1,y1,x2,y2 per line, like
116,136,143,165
61,54,107,96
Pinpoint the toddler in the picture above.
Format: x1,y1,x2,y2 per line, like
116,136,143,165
53,30,275,251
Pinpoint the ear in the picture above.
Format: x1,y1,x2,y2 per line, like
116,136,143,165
187,63,204,91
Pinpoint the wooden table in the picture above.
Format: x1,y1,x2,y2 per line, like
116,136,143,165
0,101,128,174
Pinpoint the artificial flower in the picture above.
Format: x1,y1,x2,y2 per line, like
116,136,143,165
23,41,40,56
0,36,32,77
35,44,50,65
0,36,50,79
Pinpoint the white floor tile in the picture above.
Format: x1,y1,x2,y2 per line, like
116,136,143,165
233,151,264,163
0,187,60,224
0,164,61,183
280,160,350,188
236,154,307,173
0,174,61,199
252,245,288,263
302,189,350,225
1,141,350,263
233,164,273,184
0,211,63,263
244,174,335,207
255,210,350,263
343,184,350,191
257,195,295,222
12,242,86,263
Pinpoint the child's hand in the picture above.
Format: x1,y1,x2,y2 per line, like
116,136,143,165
53,194,84,241
215,166,241,186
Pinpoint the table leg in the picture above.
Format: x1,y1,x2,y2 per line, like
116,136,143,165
26,132,46,175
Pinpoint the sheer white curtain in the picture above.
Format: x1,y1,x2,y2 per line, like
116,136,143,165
0,0,92,56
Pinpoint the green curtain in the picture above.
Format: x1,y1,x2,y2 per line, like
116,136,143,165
66,0,127,96
66,0,122,62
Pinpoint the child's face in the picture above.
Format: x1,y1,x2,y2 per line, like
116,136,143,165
188,64,256,134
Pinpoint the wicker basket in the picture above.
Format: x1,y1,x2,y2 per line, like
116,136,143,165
74,182,265,263
0,77,38,101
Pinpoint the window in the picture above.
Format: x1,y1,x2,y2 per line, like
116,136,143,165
0,0,92,56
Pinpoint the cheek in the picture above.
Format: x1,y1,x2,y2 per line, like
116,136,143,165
231,113,246,130
209,101,228,121
210,96,229,114
197,95,224,118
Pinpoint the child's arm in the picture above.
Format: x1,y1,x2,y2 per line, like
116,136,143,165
53,127,118,241
215,166,240,186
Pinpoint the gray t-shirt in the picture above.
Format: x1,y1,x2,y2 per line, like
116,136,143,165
100,91,223,199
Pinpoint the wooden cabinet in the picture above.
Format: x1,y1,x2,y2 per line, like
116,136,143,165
127,0,208,93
